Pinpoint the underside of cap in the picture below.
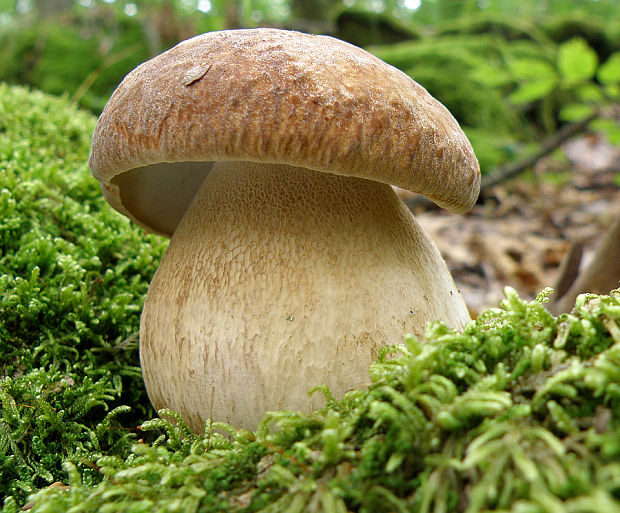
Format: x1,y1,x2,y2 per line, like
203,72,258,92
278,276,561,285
89,28,480,236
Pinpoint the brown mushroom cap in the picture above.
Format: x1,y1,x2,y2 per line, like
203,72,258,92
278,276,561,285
89,28,480,237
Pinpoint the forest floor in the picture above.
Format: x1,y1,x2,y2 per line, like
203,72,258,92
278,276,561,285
399,132,620,317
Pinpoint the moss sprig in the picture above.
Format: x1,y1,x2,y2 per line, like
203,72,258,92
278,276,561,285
2,85,620,512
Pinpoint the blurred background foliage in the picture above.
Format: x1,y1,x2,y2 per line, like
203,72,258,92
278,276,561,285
0,0,619,173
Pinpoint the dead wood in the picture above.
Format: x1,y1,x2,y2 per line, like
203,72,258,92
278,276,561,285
549,208,620,314
551,242,584,300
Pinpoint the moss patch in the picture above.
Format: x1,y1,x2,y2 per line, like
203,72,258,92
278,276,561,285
0,84,167,504
16,289,620,513
1,85,620,512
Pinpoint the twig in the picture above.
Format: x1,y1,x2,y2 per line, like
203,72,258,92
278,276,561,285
404,112,600,211
481,111,600,190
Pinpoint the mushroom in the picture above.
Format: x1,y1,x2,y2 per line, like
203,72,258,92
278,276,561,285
89,28,480,432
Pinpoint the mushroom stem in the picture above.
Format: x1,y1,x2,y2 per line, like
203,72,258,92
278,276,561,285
139,161,469,431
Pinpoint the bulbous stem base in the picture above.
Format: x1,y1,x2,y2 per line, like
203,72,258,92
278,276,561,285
140,161,469,431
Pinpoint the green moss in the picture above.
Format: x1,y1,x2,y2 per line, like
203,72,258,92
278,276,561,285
2,85,620,512
17,289,620,512
0,21,151,114
0,84,167,504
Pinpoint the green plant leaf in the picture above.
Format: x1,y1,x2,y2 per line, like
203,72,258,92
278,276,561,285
557,38,598,83
559,103,596,123
576,83,605,103
508,58,556,81
598,52,620,85
470,64,513,88
509,78,557,104
591,118,620,145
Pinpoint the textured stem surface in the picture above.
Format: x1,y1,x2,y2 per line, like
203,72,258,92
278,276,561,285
140,161,469,431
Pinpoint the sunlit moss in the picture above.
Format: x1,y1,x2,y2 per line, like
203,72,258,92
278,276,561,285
2,85,620,512
16,288,620,512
